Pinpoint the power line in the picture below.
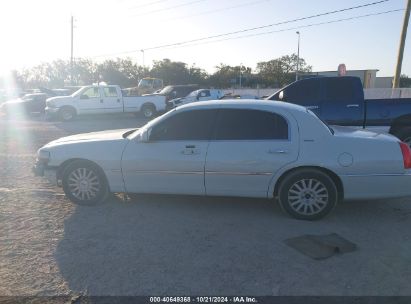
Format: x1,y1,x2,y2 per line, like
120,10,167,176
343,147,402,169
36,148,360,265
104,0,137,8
127,0,170,10
161,9,404,50
90,0,391,58
162,0,273,22
129,0,207,17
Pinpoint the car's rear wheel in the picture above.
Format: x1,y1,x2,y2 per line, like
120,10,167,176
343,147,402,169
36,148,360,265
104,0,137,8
141,104,156,119
278,169,338,220
62,160,108,205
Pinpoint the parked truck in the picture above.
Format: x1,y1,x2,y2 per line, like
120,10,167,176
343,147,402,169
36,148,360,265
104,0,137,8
267,76,411,145
45,84,166,121
166,89,224,109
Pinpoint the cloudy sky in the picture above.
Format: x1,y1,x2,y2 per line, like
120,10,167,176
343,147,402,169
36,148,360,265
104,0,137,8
0,0,409,76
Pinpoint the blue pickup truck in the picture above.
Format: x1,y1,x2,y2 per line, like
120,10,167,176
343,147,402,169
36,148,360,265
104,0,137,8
267,76,411,145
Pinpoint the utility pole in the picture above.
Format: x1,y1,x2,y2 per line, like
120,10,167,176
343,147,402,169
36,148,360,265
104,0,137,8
296,31,300,81
141,50,145,67
393,0,411,88
70,15,74,85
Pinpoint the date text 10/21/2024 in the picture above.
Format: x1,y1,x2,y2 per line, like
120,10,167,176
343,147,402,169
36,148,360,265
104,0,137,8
149,297,258,303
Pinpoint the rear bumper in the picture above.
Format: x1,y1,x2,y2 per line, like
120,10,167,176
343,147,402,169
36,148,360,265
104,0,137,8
341,173,411,200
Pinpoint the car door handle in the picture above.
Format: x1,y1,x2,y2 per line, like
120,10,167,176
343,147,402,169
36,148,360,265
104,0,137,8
185,145,196,148
346,104,359,108
181,148,200,155
100,99,104,103
268,149,288,154
306,105,319,110
117,98,121,102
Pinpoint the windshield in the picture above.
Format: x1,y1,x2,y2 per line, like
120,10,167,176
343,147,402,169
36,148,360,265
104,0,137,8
187,90,198,98
158,86,174,95
22,94,35,100
71,86,87,97
138,79,153,88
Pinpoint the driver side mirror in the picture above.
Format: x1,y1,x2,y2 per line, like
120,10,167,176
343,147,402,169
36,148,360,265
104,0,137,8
80,95,89,100
278,91,287,101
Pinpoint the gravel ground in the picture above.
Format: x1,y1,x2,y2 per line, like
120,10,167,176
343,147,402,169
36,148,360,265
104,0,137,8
1,113,411,296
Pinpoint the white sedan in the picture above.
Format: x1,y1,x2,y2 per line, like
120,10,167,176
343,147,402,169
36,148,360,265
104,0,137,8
33,100,411,220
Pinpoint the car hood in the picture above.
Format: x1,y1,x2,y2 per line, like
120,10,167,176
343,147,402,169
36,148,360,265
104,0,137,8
1,98,26,105
47,95,73,103
44,128,137,146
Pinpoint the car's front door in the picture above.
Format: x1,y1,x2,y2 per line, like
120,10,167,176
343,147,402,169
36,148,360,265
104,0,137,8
121,109,217,195
101,86,123,113
76,87,103,114
205,108,299,197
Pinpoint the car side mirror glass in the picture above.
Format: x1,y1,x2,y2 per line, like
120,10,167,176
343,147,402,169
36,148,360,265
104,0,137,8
279,91,287,101
80,95,89,100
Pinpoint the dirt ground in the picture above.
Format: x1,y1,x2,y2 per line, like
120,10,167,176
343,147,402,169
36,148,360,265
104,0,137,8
1,113,411,296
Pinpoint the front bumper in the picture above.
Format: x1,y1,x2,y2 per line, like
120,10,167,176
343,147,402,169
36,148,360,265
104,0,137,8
32,162,59,186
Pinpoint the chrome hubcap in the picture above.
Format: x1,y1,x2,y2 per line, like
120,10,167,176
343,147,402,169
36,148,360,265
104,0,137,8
144,108,153,117
288,178,328,215
67,167,100,200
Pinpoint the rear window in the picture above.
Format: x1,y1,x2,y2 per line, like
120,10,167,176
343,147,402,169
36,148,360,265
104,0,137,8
213,109,289,140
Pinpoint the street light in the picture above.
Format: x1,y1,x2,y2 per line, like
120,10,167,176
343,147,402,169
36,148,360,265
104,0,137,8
296,31,300,81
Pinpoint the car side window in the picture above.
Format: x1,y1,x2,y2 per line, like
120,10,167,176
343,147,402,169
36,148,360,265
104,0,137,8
103,87,118,97
213,109,289,140
200,90,210,97
82,87,100,98
150,109,217,141
285,78,321,105
325,78,355,103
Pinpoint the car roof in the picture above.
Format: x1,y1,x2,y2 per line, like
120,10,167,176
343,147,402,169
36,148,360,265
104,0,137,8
176,99,308,113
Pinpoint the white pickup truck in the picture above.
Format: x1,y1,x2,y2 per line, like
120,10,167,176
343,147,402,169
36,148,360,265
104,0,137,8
45,85,166,121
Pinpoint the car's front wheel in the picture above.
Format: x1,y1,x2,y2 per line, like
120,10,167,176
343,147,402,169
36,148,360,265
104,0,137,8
59,107,76,121
62,160,109,205
277,169,338,220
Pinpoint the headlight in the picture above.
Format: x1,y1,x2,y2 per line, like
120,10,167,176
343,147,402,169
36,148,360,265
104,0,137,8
37,150,50,164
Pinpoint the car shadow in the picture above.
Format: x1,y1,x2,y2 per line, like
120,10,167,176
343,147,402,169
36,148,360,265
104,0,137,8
54,194,411,296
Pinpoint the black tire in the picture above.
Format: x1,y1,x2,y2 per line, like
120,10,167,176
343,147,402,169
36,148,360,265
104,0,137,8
141,104,156,119
394,127,411,147
62,160,109,205
277,169,338,220
59,107,76,121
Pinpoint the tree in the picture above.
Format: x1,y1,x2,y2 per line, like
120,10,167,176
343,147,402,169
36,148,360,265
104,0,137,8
400,74,411,88
208,64,253,88
256,54,312,87
149,59,207,85
96,58,145,87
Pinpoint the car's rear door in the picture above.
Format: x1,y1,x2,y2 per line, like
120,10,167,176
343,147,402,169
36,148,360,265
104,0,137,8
121,109,217,195
204,108,299,197
101,86,123,113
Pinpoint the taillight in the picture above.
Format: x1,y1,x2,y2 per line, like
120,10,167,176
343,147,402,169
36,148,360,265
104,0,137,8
399,142,411,169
